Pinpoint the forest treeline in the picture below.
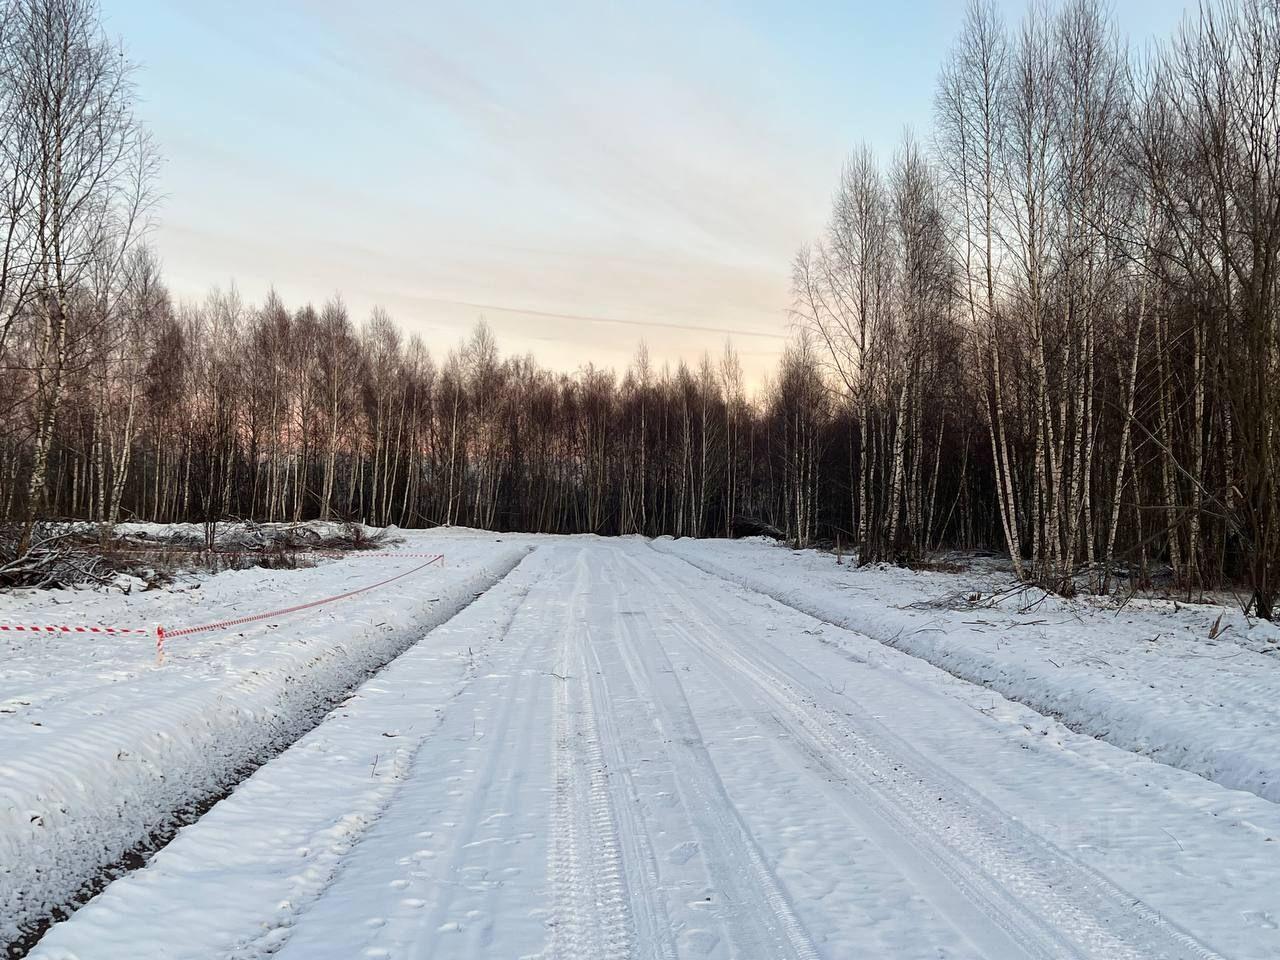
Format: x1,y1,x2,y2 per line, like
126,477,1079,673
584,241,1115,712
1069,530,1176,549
3,0,1280,616
796,0,1280,616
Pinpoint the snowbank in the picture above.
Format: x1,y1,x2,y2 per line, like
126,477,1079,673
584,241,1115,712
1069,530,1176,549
0,532,527,948
653,538,1280,803
27,544,554,960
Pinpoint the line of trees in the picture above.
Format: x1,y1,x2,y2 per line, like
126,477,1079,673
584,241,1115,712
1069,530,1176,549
0,0,881,558
3,278,907,549
0,0,156,552
796,0,1280,616
2,0,1279,617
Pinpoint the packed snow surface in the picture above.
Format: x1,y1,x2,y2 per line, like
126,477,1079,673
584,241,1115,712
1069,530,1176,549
8,530,1280,958
655,537,1280,804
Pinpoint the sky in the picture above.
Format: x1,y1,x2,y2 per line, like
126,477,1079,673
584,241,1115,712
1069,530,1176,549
102,0,1190,387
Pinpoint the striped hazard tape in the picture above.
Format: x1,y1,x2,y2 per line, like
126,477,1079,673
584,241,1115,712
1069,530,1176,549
0,623,150,635
1,553,446,666
302,552,450,560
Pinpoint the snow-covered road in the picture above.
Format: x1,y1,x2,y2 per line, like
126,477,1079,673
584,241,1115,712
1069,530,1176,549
22,534,1280,958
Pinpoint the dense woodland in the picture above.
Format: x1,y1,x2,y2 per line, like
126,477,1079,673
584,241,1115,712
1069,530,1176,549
2,0,1280,616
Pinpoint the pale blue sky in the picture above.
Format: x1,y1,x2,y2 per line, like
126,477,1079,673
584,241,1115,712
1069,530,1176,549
105,1,1189,383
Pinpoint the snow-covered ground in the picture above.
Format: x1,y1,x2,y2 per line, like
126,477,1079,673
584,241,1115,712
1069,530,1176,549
6,531,1276,958
0,531,528,948
654,537,1280,806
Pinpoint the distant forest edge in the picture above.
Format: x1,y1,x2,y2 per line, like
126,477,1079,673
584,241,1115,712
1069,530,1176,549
3,0,1280,616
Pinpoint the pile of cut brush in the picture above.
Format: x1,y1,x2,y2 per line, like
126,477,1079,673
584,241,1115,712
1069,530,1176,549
0,524,117,589
104,519,396,553
0,520,401,590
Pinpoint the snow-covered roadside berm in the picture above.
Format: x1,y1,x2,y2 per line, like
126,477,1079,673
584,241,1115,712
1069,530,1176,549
654,537,1280,803
26,540,560,960
0,530,528,949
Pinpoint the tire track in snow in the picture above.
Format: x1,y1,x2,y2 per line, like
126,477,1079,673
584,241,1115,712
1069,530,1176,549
649,539,1280,807
601,551,822,960
578,577,678,960
628,547,1225,960
546,551,634,960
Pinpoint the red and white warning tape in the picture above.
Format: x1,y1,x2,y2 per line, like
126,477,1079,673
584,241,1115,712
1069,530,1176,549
1,554,445,666
0,623,150,635
161,555,444,640
300,552,450,560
